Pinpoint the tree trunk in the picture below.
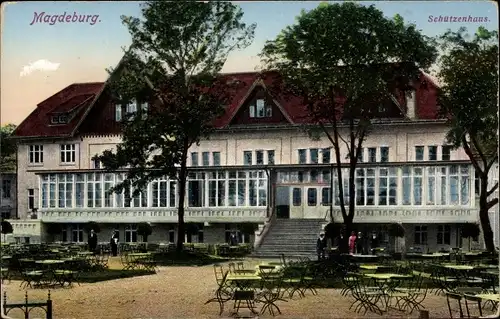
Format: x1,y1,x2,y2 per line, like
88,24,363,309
176,155,188,253
479,176,495,252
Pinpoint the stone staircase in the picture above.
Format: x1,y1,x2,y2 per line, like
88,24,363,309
252,218,325,258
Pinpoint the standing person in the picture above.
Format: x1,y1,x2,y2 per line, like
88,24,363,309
316,232,327,260
110,230,119,256
356,232,364,255
349,231,357,254
229,231,238,246
88,229,98,253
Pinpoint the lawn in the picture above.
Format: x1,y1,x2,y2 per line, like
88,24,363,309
1,258,479,319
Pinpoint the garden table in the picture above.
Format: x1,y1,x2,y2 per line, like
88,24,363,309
476,294,500,302
227,274,261,289
126,253,153,270
443,265,474,271
359,265,392,273
35,260,65,286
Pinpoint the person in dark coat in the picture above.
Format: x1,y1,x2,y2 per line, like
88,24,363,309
356,232,365,255
110,230,119,256
88,229,98,253
316,232,327,260
229,232,238,246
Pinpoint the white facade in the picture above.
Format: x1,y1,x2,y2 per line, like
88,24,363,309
11,120,500,250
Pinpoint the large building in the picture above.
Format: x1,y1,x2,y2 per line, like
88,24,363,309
8,69,499,252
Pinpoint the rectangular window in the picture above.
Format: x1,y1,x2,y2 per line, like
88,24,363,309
414,225,428,245
449,165,459,205
292,188,301,206
126,101,138,115
191,152,198,166
141,102,148,119
49,175,56,208
227,171,247,207
86,173,103,208
202,152,210,166
427,167,436,205
188,173,204,207
298,149,307,164
28,189,35,209
267,150,275,165
58,174,73,208
402,167,411,205
355,169,365,205
115,105,122,121
104,174,114,207
413,168,423,205
357,148,364,162
132,187,147,208
415,146,424,161
322,148,330,164
1,180,11,199
125,224,138,243
60,144,76,163
249,98,271,118
212,152,221,166
428,146,437,161
460,165,470,205
256,99,265,117
91,158,101,169
442,145,452,161
321,187,331,206
71,225,84,243
307,188,317,206
437,225,451,245
208,172,226,207
310,149,319,164
440,167,448,205
28,145,44,164
243,151,252,165
378,168,397,205
366,169,375,205
380,147,389,163
256,150,264,165
368,148,376,163
75,174,85,208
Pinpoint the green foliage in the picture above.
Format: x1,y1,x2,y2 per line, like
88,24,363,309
45,223,63,235
1,220,13,234
437,27,498,168
84,221,101,233
0,124,17,172
260,2,436,228
461,223,481,239
436,27,498,251
388,223,405,238
95,1,255,252
137,222,153,242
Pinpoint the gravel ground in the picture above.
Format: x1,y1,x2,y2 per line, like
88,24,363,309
0,258,490,319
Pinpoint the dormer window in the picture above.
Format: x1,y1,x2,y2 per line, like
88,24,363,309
50,114,68,124
126,101,138,115
249,99,272,118
58,115,68,123
51,116,59,124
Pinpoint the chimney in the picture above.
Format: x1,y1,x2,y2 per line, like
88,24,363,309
406,90,416,119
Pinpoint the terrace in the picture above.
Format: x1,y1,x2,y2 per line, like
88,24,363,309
1,242,499,318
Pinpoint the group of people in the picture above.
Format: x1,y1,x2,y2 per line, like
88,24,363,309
316,230,381,260
87,229,120,256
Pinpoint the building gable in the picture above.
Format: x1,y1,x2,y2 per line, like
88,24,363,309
228,79,293,126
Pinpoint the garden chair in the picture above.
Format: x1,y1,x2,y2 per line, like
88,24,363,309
232,289,258,316
281,265,306,299
205,270,234,315
255,275,287,316
464,294,483,318
447,291,465,318
395,274,428,314
349,274,387,316
341,272,359,297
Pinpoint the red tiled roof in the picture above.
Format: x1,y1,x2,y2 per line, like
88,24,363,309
14,83,104,138
49,94,95,113
15,69,439,138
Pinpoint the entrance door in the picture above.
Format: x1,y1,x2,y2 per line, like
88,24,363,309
275,186,290,219
289,187,304,218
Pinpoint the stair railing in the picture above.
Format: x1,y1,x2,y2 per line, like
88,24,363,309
253,206,277,250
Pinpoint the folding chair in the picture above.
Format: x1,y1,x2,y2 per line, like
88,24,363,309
447,291,464,318
464,294,483,318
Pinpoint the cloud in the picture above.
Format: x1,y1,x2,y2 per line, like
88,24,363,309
20,59,60,77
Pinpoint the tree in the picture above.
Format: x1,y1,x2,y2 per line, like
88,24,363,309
0,124,17,172
260,2,437,252
96,1,256,253
137,222,153,243
0,220,13,234
436,27,499,252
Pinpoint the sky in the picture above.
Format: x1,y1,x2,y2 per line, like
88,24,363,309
0,1,498,125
